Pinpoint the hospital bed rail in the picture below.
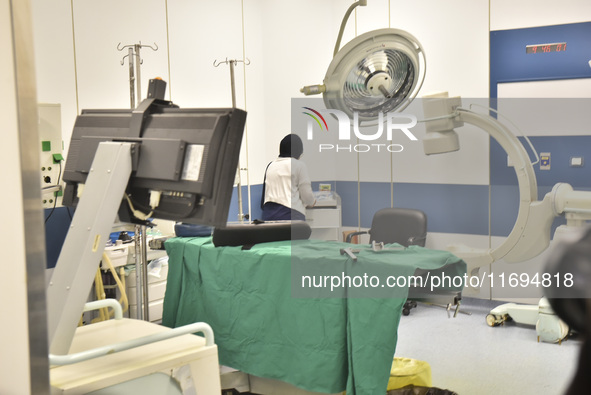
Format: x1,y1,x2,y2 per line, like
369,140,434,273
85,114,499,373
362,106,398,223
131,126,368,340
49,298,214,366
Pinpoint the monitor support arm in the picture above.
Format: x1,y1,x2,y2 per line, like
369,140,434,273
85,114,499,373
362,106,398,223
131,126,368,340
47,142,135,355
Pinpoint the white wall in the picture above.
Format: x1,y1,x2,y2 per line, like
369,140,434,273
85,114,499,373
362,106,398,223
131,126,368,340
29,0,591,303
31,0,77,155
72,0,169,110
491,0,591,30
30,0,591,184
257,0,345,178
30,0,491,206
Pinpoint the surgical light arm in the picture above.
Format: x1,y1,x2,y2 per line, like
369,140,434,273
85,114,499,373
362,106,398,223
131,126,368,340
422,93,591,275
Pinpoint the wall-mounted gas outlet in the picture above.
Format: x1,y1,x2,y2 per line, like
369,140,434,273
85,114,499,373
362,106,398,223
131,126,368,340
540,152,551,170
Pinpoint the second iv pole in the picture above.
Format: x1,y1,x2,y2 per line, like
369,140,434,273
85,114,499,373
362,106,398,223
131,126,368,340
214,57,250,222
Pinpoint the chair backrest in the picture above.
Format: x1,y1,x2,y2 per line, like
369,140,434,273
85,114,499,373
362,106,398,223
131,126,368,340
368,208,427,247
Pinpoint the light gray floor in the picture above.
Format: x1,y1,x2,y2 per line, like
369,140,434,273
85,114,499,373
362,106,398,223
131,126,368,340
394,298,580,395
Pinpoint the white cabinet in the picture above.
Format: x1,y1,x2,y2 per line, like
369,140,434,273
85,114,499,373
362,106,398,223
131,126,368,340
306,192,342,241
126,259,168,323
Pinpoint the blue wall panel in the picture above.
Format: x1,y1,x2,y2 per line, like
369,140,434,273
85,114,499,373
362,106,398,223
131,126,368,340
490,22,591,239
335,181,360,227
336,181,489,235
390,183,489,235
247,180,490,235
490,136,591,189
44,207,72,268
359,182,393,228
490,22,591,98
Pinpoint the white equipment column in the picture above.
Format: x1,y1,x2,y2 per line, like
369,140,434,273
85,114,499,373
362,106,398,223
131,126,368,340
47,142,134,355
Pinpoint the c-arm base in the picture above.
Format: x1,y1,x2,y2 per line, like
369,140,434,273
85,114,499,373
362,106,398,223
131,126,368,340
486,297,569,343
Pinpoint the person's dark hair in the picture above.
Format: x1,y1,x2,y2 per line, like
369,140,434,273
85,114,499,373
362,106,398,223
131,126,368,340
279,134,304,159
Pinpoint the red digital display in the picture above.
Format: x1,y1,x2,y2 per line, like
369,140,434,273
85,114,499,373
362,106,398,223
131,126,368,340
526,42,567,54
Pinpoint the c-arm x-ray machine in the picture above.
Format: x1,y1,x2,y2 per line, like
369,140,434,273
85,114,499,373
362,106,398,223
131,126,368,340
422,92,591,343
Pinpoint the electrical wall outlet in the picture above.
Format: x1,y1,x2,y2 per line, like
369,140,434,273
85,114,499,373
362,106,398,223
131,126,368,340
570,156,584,167
39,104,63,208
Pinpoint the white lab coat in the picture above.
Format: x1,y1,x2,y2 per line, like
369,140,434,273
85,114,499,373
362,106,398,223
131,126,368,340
263,157,315,216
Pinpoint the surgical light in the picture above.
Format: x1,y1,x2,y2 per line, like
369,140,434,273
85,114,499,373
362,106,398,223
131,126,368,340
301,1,426,122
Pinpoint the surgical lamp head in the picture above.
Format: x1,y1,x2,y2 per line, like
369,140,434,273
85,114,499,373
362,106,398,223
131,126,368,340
300,1,425,124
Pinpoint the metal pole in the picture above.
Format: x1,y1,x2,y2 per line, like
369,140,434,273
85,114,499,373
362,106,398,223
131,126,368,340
131,43,143,319
141,227,150,321
134,225,143,320
131,53,141,318
135,44,142,106
229,60,236,108
128,47,135,108
119,42,159,321
229,60,245,222
134,44,149,320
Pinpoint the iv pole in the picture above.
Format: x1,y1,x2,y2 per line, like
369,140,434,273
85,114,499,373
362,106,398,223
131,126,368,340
118,41,158,321
214,58,250,222
118,42,158,108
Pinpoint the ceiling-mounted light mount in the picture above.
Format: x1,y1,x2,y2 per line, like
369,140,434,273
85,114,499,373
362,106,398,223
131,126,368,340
301,2,426,123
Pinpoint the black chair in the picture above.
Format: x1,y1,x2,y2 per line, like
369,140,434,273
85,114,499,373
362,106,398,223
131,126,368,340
346,208,460,316
345,207,427,248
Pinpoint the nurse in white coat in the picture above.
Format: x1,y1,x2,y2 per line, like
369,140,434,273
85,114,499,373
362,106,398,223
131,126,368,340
262,134,315,221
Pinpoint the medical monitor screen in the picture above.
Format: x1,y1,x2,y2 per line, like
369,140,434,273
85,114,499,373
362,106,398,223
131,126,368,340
62,99,247,227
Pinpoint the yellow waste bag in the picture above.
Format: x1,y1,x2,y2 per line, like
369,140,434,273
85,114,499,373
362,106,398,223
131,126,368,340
387,357,432,390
